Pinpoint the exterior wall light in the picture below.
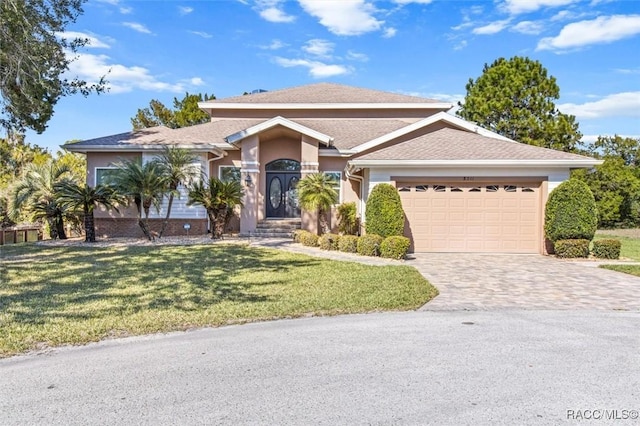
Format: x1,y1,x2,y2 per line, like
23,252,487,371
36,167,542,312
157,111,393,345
245,174,253,186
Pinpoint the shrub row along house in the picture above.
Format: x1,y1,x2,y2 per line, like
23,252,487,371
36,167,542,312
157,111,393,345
64,83,599,253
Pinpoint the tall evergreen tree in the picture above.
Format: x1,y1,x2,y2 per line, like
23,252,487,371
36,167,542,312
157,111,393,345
1,0,105,134
458,56,581,152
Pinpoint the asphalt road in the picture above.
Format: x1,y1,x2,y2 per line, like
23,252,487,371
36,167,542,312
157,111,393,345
2,310,639,425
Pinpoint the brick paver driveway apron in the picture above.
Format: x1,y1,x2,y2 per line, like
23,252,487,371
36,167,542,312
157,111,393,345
409,254,640,311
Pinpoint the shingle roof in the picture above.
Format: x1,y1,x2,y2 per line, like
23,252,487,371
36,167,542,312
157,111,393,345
65,118,595,164
206,83,443,104
354,127,594,161
66,126,177,147
65,118,412,151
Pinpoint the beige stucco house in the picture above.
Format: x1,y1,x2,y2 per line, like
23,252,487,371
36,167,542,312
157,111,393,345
64,83,599,253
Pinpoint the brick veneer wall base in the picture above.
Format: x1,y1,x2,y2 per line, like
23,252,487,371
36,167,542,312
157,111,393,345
95,218,208,238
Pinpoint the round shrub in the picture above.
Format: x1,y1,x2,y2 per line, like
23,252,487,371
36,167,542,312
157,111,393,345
292,229,306,243
545,179,598,243
365,183,405,238
338,235,359,253
554,239,590,258
299,231,319,247
380,236,411,260
357,234,383,257
592,239,621,259
318,233,340,250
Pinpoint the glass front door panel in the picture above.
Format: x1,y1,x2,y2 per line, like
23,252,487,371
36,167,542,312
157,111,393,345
269,177,282,209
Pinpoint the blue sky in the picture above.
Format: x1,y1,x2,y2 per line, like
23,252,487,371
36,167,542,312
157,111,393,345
25,0,640,152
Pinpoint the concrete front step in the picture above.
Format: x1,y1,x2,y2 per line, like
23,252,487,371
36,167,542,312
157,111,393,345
246,231,294,238
257,220,301,227
253,228,299,233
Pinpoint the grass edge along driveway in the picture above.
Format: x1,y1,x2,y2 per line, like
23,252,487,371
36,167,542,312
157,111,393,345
0,243,437,358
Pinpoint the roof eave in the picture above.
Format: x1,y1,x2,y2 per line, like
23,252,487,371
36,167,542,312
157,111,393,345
225,116,333,145
348,159,603,168
62,144,229,154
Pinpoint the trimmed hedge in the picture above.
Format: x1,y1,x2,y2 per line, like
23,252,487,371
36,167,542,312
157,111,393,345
554,239,590,258
299,231,319,247
380,236,411,260
357,234,383,257
338,235,359,253
592,239,621,259
318,233,340,251
365,184,405,238
545,179,598,242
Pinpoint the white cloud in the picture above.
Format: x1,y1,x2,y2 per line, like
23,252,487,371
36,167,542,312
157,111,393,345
260,7,296,22
581,134,640,144
57,31,110,49
501,0,579,15
274,57,351,78
346,51,369,61
511,20,545,35
397,91,463,104
122,22,153,34
615,68,640,75
558,92,640,119
537,15,640,51
302,39,334,58
383,27,397,38
189,31,213,39
256,0,295,23
66,52,186,94
96,0,132,14
453,40,468,50
393,0,433,4
189,77,205,86
179,6,194,15
473,19,511,35
451,21,473,31
260,39,287,50
298,0,383,36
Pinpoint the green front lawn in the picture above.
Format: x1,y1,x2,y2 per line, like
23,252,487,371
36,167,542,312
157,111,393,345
595,232,640,277
595,232,640,261
600,264,640,277
0,243,436,357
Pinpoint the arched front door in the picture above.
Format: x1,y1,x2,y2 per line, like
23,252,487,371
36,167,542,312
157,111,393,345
265,159,301,218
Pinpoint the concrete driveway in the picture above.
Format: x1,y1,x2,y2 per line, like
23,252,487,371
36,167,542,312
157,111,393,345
410,254,640,311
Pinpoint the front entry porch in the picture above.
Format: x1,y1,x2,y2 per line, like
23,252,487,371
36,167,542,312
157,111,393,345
265,159,301,219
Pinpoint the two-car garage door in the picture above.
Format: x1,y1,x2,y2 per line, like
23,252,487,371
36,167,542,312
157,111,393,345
398,181,542,253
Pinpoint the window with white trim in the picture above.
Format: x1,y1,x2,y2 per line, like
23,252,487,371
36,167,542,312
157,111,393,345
95,167,117,186
323,171,342,203
219,166,241,183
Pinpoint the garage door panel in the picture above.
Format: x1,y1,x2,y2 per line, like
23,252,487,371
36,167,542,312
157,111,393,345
449,212,466,221
467,199,484,208
449,199,466,208
400,182,541,253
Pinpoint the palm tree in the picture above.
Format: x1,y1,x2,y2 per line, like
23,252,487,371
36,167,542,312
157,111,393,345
297,173,338,234
10,161,77,239
56,182,124,242
106,159,168,240
187,178,243,239
153,147,200,238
